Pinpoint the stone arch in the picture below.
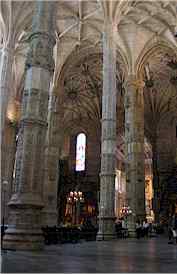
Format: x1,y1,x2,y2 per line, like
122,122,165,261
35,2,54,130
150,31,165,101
135,37,177,77
55,42,129,121
57,41,129,86
64,123,88,137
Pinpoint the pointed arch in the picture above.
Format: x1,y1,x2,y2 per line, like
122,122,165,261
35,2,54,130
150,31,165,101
135,36,177,77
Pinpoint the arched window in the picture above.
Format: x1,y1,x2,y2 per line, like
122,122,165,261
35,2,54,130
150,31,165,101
75,133,86,171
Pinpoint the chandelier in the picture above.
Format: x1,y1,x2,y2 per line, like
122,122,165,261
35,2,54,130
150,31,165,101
67,191,84,203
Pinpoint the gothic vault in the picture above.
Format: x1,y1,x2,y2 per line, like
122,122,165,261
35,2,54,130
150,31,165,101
0,0,177,250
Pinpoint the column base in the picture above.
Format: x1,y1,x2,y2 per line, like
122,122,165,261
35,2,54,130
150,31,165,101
3,228,44,251
126,215,136,238
3,193,44,251
96,231,116,241
127,228,137,238
96,216,116,241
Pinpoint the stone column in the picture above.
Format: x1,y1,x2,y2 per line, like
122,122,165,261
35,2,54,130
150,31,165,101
42,93,63,226
97,21,117,240
1,122,17,223
0,45,14,134
3,1,56,250
124,75,145,235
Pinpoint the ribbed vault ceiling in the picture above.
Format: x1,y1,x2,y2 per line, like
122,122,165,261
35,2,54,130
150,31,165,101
0,0,177,162
1,1,177,94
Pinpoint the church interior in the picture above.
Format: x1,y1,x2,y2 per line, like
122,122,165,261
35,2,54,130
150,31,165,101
1,0,177,260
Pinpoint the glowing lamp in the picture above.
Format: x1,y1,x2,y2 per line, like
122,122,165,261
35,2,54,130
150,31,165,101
78,191,82,197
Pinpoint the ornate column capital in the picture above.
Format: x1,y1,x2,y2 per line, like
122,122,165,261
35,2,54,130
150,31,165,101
26,35,55,73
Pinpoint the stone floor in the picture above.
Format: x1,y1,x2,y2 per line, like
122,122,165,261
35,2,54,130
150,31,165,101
1,237,177,273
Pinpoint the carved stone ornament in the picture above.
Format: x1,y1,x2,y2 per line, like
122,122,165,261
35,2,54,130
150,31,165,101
26,33,55,72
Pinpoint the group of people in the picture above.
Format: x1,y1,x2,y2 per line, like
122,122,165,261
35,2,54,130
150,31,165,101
135,219,151,239
136,213,177,244
115,217,129,238
115,213,177,243
115,217,152,239
136,219,152,239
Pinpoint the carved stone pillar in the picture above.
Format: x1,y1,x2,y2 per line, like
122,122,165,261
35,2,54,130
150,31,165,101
3,1,56,250
42,93,63,226
124,75,145,235
0,46,14,133
97,22,117,240
1,122,17,223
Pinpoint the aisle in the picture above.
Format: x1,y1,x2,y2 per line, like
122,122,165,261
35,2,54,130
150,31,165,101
2,237,177,273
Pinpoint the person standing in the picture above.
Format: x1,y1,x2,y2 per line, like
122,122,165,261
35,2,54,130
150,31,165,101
143,219,149,237
168,213,177,244
172,214,177,244
136,220,142,239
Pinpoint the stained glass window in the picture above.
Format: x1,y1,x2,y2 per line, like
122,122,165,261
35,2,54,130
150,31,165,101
76,133,86,171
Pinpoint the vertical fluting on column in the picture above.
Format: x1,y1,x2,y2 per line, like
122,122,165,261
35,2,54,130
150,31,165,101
0,46,14,134
97,22,117,240
124,75,145,235
3,1,56,250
